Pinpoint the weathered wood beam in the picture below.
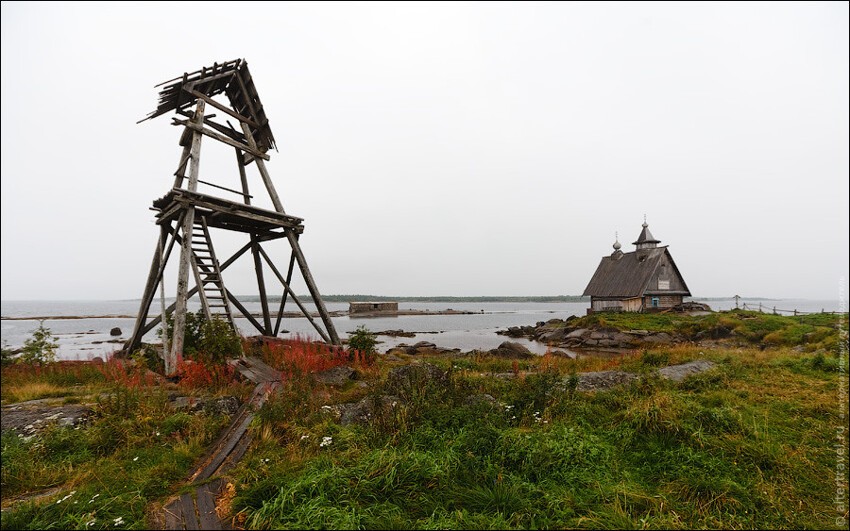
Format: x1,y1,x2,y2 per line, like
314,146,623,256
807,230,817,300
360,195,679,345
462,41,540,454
172,146,191,188
153,59,241,89
175,119,269,161
224,289,265,335
158,224,171,356
126,212,183,353
234,67,261,128
125,228,169,353
240,122,286,213
169,100,205,372
167,196,302,229
252,238,272,334
257,245,331,343
273,249,297,336
240,122,340,344
286,231,339,344
183,70,238,92
197,179,252,199
188,89,260,128
177,110,247,144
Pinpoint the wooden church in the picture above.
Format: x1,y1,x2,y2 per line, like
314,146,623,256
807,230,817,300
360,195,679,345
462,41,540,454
582,221,690,313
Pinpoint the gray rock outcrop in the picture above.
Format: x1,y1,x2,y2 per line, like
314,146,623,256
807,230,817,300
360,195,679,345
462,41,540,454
313,366,357,386
489,341,534,359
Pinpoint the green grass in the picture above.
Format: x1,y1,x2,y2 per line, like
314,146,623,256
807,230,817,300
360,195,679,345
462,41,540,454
571,310,844,350
2,316,847,530
226,342,848,529
0,363,240,530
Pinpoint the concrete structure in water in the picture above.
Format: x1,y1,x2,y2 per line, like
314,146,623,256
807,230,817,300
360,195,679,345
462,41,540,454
349,301,399,314
582,221,691,313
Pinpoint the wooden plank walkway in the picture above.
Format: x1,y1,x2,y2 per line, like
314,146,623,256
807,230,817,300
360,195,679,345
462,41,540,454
161,356,281,530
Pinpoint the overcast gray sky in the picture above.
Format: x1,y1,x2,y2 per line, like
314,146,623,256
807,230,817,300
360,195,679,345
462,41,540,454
1,1,848,301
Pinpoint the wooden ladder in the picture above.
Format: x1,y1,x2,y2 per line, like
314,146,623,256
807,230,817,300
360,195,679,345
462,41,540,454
190,216,235,328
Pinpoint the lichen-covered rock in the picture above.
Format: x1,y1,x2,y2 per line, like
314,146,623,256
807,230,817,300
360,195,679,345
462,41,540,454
657,360,716,381
313,366,356,386
575,371,639,391
332,395,404,426
170,395,241,415
1,401,93,438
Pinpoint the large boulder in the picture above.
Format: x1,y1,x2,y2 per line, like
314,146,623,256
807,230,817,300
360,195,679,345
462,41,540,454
489,341,534,359
499,326,525,338
110,327,122,336
642,332,673,344
537,328,568,343
566,328,589,339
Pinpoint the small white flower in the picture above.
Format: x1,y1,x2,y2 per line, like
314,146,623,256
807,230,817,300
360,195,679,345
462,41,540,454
156,431,161,436
132,456,139,462
320,436,333,447
321,405,332,410
263,458,270,462
86,519,96,527
299,435,310,441
89,493,100,503
113,516,124,526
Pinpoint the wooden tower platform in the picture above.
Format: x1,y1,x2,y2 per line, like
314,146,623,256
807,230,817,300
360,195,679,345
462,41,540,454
125,59,340,374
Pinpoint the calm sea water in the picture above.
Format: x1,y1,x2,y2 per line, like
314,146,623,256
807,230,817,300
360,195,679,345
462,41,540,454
1,298,841,360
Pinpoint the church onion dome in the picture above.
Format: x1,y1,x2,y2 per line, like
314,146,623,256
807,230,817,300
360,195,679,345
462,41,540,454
611,233,624,258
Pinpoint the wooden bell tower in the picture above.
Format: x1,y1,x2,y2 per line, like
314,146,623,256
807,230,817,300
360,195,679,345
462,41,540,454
125,59,340,374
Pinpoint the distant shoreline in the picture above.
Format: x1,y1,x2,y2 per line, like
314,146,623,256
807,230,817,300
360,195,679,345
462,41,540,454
0,309,485,321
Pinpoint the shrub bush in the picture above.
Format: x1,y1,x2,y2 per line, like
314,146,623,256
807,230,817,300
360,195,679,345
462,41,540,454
160,310,242,365
347,325,377,364
19,321,58,365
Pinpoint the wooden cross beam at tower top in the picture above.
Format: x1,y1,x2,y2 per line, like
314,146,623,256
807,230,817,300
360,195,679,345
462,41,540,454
138,58,276,153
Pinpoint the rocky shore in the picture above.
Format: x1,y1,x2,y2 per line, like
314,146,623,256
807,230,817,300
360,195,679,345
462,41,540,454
498,317,689,350
383,339,552,359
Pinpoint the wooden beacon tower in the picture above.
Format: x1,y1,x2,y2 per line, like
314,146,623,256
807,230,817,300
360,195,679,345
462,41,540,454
125,59,340,374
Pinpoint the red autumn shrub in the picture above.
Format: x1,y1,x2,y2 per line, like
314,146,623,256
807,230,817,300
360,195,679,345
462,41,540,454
96,358,157,389
176,359,237,390
259,335,351,380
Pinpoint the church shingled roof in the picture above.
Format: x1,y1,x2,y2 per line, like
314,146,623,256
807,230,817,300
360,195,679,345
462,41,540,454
582,247,690,298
